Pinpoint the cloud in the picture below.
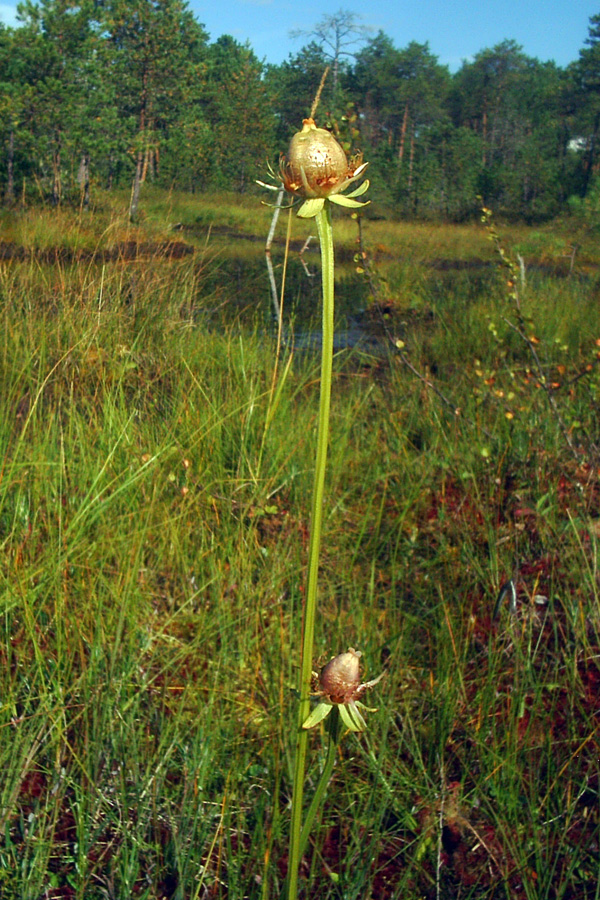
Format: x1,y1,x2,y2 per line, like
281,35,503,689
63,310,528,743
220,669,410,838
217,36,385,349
0,4,18,27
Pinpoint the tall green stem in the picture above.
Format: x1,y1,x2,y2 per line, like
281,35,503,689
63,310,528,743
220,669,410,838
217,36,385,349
298,706,340,860
287,202,335,900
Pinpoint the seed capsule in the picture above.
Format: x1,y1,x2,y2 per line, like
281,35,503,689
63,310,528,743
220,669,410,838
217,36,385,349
282,118,349,199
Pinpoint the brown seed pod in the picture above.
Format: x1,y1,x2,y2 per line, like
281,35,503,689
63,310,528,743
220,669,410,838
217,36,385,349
281,118,349,199
319,648,362,704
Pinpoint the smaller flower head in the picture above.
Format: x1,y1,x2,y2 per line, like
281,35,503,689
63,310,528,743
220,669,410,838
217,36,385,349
319,647,363,703
303,647,384,732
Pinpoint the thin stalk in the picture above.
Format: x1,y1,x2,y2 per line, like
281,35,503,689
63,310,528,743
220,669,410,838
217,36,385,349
287,202,335,900
298,706,341,860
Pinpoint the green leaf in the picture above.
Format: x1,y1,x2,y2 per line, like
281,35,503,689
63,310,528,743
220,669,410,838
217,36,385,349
302,701,333,729
297,198,325,218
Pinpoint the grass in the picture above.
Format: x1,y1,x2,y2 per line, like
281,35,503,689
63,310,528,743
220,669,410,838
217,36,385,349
1,194,600,898
2,185,598,266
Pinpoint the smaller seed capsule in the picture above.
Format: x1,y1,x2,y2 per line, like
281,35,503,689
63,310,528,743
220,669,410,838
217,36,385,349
319,648,362,704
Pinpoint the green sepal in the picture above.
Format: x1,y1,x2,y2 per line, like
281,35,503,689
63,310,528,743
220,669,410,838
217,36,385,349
329,195,370,209
339,702,367,732
344,179,370,199
297,198,325,218
302,701,334,729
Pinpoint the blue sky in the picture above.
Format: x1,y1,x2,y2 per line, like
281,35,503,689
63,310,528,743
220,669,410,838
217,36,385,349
1,0,597,71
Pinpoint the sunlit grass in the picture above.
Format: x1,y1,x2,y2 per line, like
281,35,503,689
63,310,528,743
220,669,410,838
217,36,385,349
3,187,599,271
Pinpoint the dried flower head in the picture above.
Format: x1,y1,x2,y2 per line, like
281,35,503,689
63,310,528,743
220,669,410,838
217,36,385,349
303,648,384,732
281,119,355,197
259,118,370,219
319,648,363,703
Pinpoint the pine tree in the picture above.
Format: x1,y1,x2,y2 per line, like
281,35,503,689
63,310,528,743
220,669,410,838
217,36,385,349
102,0,209,218
570,12,600,196
204,37,274,192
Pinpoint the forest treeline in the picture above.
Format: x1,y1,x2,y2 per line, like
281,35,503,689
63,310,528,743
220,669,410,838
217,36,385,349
1,1,600,222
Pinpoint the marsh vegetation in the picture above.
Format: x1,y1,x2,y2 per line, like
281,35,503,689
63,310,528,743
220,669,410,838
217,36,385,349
1,191,600,898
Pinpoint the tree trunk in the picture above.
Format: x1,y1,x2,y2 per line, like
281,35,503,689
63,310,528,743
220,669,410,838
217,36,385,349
5,129,15,204
130,68,150,220
129,151,144,221
77,152,90,210
582,110,600,196
482,98,488,167
107,152,114,191
332,33,340,98
51,137,62,206
408,125,415,190
398,102,409,163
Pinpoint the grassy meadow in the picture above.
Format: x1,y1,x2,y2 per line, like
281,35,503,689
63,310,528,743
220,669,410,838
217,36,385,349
1,189,600,899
